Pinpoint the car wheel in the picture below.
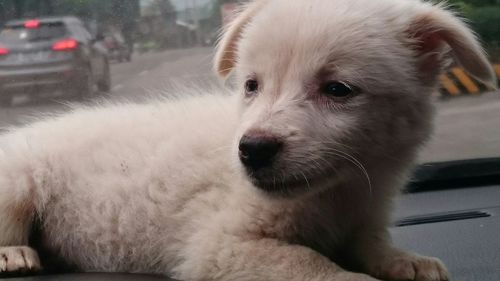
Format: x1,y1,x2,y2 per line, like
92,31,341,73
98,61,111,92
78,67,95,100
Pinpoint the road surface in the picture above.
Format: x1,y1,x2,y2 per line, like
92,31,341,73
0,47,498,163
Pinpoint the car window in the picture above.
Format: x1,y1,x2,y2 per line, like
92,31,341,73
0,23,66,43
0,1,497,161
68,22,91,41
78,25,92,41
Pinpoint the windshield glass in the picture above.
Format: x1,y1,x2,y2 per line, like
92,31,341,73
0,0,498,164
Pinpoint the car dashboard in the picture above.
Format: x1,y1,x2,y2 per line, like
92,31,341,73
392,184,500,281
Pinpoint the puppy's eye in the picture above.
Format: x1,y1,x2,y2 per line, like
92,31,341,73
245,79,259,96
321,81,353,99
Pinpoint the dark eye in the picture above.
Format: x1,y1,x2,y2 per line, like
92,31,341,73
245,79,259,95
321,81,354,98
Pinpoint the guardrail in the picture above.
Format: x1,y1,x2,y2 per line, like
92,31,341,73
440,64,500,96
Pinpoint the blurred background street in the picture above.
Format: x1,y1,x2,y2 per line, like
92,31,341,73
0,0,499,163
0,47,214,127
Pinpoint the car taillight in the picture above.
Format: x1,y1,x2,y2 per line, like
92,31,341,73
52,39,78,51
0,48,9,55
24,20,40,29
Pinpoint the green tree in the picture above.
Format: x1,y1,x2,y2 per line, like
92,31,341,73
446,0,500,60
0,0,55,19
0,0,139,23
448,0,500,7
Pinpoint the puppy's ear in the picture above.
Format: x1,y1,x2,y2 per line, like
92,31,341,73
214,0,268,79
407,5,497,89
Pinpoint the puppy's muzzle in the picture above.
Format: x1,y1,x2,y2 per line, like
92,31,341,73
239,133,283,172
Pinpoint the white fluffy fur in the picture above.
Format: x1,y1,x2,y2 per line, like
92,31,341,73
0,0,496,280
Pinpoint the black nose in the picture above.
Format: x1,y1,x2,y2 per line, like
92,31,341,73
239,135,283,171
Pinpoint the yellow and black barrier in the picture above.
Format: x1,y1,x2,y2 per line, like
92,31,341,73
440,64,500,96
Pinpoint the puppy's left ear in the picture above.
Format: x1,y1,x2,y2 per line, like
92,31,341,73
407,4,497,89
214,0,269,79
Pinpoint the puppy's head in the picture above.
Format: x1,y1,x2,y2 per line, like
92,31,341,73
215,0,496,196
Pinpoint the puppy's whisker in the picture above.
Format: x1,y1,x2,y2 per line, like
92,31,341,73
314,157,339,175
299,171,311,191
318,149,372,197
310,140,356,151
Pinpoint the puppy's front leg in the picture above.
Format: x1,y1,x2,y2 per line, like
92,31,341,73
176,237,379,281
0,137,42,274
353,229,449,281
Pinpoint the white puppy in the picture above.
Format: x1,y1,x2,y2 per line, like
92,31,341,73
0,0,496,280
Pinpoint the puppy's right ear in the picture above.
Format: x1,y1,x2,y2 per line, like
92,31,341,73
214,0,268,79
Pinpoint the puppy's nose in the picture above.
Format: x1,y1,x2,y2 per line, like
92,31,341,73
239,135,283,171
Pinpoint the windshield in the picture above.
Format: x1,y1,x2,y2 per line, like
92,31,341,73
0,0,498,164
0,23,66,43
0,0,500,163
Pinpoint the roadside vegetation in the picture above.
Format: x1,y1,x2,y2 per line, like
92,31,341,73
448,0,500,61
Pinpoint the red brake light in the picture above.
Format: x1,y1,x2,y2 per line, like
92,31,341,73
24,20,40,29
0,48,9,55
52,39,78,51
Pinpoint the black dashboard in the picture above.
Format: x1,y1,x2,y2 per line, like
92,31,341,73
392,184,500,281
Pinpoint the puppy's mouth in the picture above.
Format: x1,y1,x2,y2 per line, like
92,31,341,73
246,169,332,196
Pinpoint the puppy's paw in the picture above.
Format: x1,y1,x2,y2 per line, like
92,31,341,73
0,246,42,273
374,253,449,281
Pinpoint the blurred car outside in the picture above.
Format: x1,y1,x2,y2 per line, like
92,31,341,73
0,16,111,106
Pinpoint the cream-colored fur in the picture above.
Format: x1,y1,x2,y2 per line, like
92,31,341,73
0,0,496,280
